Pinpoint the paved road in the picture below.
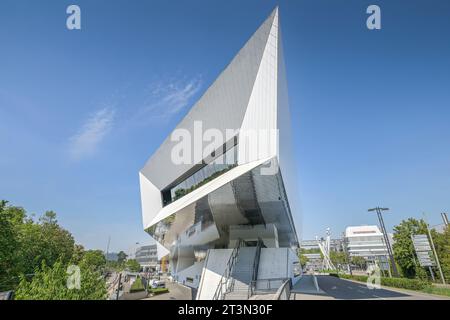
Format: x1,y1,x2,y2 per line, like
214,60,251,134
292,275,448,300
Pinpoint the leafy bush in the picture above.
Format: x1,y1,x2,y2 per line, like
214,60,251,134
129,277,145,293
0,202,75,291
380,277,429,290
125,259,141,272
15,260,107,300
328,273,340,278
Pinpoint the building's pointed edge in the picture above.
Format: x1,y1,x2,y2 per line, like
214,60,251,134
275,6,301,246
140,7,277,190
237,7,280,151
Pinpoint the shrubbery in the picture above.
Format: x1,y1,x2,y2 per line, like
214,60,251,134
14,260,107,300
380,277,429,290
328,273,340,278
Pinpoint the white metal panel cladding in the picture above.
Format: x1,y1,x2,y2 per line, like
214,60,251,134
141,10,277,191
139,172,163,227
139,8,300,253
147,158,270,229
238,9,279,164
147,161,298,249
276,23,301,241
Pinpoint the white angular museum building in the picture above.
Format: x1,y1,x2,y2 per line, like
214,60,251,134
139,8,300,299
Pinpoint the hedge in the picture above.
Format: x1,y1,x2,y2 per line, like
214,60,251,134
337,274,430,291
380,277,429,291
130,278,145,293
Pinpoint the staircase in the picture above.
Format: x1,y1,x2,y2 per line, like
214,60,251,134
223,247,258,300
231,172,265,225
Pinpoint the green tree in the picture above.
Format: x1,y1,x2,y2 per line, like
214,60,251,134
299,254,309,268
0,201,24,290
1,200,77,291
350,256,367,269
81,250,106,272
18,211,75,276
72,244,85,264
392,218,428,278
125,259,141,272
14,260,107,300
117,251,128,264
429,226,450,282
330,251,347,266
1,200,112,297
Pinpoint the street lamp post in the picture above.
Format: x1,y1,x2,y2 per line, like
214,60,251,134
368,207,399,277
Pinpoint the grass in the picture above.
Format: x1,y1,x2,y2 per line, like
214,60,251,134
421,286,450,297
129,277,145,293
149,287,169,295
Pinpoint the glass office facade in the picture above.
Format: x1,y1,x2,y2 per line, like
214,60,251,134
166,145,238,204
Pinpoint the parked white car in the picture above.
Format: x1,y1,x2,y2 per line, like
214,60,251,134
150,279,166,289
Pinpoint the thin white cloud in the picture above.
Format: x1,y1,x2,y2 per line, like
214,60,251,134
68,107,115,161
66,75,202,159
137,75,203,122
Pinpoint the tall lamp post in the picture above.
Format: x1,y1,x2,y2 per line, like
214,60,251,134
368,207,399,277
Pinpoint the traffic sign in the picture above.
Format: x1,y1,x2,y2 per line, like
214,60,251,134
412,234,435,267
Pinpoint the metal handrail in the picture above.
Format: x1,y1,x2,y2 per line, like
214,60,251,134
212,238,243,300
248,238,263,298
275,278,292,300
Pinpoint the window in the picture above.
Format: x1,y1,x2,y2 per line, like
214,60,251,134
162,144,238,206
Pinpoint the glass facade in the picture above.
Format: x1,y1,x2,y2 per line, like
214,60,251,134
165,145,238,205
135,244,158,266
149,161,297,246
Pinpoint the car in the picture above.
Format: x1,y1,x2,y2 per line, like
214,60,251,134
150,279,166,289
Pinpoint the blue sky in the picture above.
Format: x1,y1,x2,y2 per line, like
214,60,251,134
1,0,449,252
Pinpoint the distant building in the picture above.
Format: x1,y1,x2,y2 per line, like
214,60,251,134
300,239,343,252
135,244,159,271
345,225,391,261
432,223,447,234
300,239,320,252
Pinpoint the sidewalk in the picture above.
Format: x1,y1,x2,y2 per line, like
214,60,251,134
290,275,331,300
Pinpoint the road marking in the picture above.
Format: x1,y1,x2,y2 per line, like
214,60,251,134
372,294,387,300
